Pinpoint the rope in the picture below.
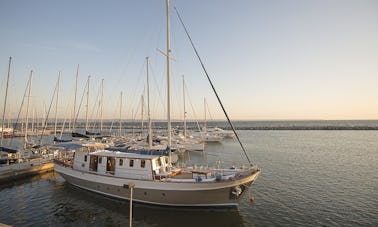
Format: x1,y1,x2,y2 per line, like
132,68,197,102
73,78,88,131
174,6,253,165
10,74,30,144
39,78,58,145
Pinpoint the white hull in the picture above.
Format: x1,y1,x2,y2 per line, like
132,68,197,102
55,163,259,207
0,161,54,183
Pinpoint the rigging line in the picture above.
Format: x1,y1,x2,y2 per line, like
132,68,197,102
174,7,252,165
38,78,58,145
184,82,202,132
205,98,214,121
88,81,102,130
149,62,166,119
127,61,145,116
1,57,11,148
10,73,31,144
73,78,88,131
58,103,72,139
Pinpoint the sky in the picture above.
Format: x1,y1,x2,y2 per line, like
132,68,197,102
0,0,377,121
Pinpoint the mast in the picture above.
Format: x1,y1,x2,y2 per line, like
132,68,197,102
24,70,33,145
119,91,122,137
182,75,187,139
73,64,79,131
32,108,35,134
85,75,90,132
36,109,39,132
141,95,144,138
166,0,172,164
1,57,12,147
42,103,46,129
146,57,152,148
100,79,104,133
54,71,61,136
68,110,71,131
132,109,135,137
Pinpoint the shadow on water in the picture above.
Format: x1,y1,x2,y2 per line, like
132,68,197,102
52,181,247,227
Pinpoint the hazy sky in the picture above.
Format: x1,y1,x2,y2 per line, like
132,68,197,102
0,0,377,121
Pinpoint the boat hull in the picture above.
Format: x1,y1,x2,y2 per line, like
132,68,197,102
55,164,259,207
0,161,54,183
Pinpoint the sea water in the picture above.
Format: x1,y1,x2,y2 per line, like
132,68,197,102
0,128,377,226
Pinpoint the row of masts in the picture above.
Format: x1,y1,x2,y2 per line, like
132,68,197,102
1,0,212,159
1,56,205,147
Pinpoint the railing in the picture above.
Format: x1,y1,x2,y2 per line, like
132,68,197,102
54,159,73,168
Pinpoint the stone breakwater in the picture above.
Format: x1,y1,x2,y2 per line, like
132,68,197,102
223,126,378,130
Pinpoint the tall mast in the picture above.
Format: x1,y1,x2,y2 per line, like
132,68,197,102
24,70,33,145
141,95,144,137
166,0,172,163
42,103,46,129
132,109,135,137
119,91,122,137
146,57,152,148
54,71,61,136
32,108,35,133
1,57,11,147
68,110,71,131
73,64,79,131
182,75,187,139
85,75,90,132
100,79,104,133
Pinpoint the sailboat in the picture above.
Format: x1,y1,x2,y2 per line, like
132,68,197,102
1,58,55,183
54,0,259,207
172,75,205,152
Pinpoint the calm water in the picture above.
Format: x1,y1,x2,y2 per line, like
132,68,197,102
1,129,377,226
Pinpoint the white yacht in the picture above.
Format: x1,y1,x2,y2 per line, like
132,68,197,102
54,146,259,207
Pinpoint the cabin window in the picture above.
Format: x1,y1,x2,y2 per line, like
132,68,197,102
106,157,115,175
89,156,98,172
141,160,146,168
119,159,123,166
99,157,102,164
129,159,134,167
84,155,87,162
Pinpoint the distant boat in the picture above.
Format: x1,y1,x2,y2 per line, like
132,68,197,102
54,136,72,143
54,0,259,207
1,130,13,138
207,127,235,138
0,146,55,183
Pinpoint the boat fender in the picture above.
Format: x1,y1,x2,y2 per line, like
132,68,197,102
232,186,242,196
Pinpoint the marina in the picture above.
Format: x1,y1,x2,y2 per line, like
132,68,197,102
1,0,378,226
0,127,377,226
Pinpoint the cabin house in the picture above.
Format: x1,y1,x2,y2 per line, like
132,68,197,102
72,150,170,180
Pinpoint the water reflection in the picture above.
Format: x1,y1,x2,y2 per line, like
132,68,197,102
53,181,246,226
0,171,56,190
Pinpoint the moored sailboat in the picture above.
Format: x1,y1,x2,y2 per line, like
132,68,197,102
0,58,55,183
54,146,259,206
54,0,260,207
